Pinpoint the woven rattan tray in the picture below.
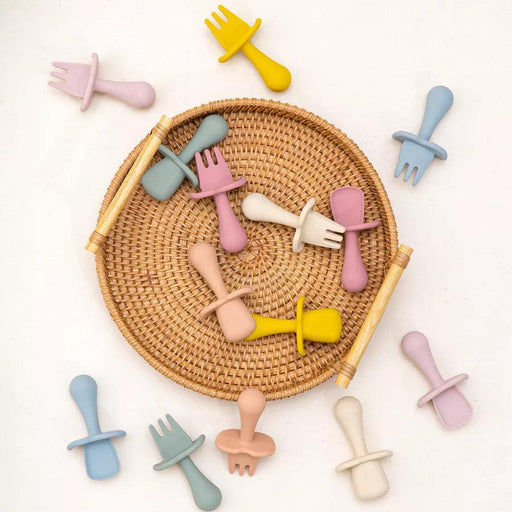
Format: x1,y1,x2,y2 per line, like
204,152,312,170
95,98,398,400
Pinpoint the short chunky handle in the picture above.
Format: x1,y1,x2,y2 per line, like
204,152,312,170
242,193,298,228
418,86,454,140
342,232,368,292
238,389,266,444
401,331,444,387
69,375,101,435
179,115,229,163
334,397,368,457
214,194,247,253
93,78,156,108
241,43,291,92
188,242,227,299
179,457,222,511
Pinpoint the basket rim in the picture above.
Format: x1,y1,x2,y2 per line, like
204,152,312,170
94,98,399,400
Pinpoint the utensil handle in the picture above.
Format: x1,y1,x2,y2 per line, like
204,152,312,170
342,231,368,292
179,457,222,511
214,193,247,253
241,42,291,92
401,332,444,387
238,389,267,444
242,193,298,229
418,86,454,140
179,115,229,163
188,242,228,299
334,397,368,457
94,78,155,108
69,375,101,435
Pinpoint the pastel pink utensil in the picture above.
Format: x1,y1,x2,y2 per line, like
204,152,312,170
401,331,472,429
190,148,247,253
188,241,255,342
48,53,156,111
216,388,275,476
330,187,380,292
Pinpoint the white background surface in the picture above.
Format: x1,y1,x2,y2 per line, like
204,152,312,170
1,0,511,510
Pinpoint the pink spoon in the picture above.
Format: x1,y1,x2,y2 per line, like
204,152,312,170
330,187,380,292
401,331,472,429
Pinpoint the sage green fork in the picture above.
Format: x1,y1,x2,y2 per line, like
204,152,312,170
149,414,222,511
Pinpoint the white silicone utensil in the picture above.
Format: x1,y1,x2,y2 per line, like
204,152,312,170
242,193,344,252
335,397,392,500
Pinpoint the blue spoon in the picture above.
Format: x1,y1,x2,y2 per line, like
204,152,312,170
393,86,454,186
67,375,126,480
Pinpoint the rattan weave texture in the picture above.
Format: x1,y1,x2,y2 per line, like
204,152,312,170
95,99,398,400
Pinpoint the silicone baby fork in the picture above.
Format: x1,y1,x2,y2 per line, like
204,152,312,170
67,375,126,480
188,241,255,341
150,414,222,511
335,397,392,500
142,115,229,201
216,388,275,476
401,331,472,429
393,86,454,186
48,53,155,111
190,148,247,253
242,193,344,252
205,5,291,92
330,187,380,292
245,296,342,356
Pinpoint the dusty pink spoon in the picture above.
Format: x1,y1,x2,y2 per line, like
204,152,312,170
401,331,472,429
330,187,380,292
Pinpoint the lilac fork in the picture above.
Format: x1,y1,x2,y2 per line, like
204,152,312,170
48,53,155,111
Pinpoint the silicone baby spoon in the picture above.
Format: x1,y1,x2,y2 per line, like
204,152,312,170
67,375,126,480
216,388,275,476
141,114,229,201
242,193,344,252
190,148,247,253
205,5,291,92
335,397,392,500
393,86,454,186
401,331,472,429
49,53,155,111
330,187,380,292
150,414,222,511
188,241,255,341
245,296,342,356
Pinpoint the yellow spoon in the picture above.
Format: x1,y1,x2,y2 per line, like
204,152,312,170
205,5,291,92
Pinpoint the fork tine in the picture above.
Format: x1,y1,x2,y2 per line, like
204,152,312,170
194,151,205,170
47,80,66,91
238,464,246,476
211,12,225,25
50,70,67,80
322,239,342,250
394,154,408,178
213,147,226,165
247,463,256,477
218,5,235,20
205,18,220,34
203,149,214,167
158,418,169,434
325,230,344,241
165,414,179,431
148,424,162,442
412,165,426,186
404,164,416,182
228,459,236,474
52,61,72,71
